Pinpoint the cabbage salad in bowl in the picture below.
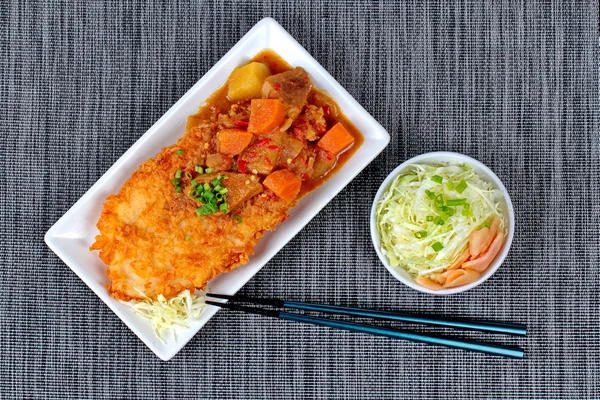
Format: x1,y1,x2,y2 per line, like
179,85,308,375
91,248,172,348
375,163,506,291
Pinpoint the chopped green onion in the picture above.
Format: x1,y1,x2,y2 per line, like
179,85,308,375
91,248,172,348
414,231,428,239
446,181,455,191
433,216,445,225
446,198,467,206
431,175,443,184
171,178,180,186
196,206,211,216
175,186,182,193
464,203,470,209
481,221,491,228
175,170,182,179
456,180,468,194
444,207,456,216
426,216,434,222
185,171,193,180
195,165,204,174
205,168,214,174
434,194,444,209
431,242,444,252
185,235,192,241
425,189,436,200
175,149,184,156
232,213,242,224
189,171,229,218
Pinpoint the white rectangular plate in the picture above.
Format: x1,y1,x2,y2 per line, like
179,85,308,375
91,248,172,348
45,18,390,361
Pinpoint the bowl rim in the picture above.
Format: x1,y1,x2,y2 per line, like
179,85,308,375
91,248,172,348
369,151,515,295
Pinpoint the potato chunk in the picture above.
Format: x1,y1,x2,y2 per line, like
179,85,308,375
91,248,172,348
228,62,271,101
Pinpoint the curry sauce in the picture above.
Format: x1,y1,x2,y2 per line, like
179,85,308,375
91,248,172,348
187,49,363,198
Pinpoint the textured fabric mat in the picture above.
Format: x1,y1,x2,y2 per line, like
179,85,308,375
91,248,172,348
1,0,599,398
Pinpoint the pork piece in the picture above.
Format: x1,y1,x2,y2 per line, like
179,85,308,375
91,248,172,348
312,148,337,178
193,172,263,211
276,133,305,168
205,153,233,172
238,131,284,175
288,147,316,181
214,104,251,130
90,136,290,301
292,105,327,141
262,67,312,120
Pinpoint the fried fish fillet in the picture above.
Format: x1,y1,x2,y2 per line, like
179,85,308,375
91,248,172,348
90,126,290,301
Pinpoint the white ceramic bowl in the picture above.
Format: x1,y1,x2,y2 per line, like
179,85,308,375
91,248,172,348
370,152,514,295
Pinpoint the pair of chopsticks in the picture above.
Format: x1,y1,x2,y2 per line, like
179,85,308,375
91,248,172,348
206,294,526,359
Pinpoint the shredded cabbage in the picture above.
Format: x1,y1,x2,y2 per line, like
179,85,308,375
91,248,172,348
376,163,504,277
123,289,207,343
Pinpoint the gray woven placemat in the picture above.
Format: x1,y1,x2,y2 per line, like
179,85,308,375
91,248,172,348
1,0,598,398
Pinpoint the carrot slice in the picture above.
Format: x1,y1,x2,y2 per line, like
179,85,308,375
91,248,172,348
448,247,471,271
462,231,505,272
443,269,481,288
415,276,443,291
248,99,285,135
480,216,501,255
469,227,490,258
217,129,253,156
316,122,354,155
430,272,448,285
263,169,302,203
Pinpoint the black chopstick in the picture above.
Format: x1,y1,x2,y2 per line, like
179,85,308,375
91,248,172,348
205,300,524,359
206,293,527,336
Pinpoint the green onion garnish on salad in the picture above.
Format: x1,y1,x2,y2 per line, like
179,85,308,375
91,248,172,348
456,180,468,194
432,242,444,252
446,198,467,206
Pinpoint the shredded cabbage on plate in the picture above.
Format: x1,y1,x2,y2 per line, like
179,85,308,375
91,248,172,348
376,163,504,277
122,289,207,343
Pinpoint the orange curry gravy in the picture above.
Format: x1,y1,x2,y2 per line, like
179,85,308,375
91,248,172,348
186,49,364,198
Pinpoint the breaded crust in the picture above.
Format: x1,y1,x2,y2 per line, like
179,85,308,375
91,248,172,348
90,128,290,301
